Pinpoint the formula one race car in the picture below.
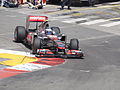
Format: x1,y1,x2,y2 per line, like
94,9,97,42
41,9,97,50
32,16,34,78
14,15,84,58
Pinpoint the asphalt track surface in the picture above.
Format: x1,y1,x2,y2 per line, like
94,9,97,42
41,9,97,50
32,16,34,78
1,3,120,90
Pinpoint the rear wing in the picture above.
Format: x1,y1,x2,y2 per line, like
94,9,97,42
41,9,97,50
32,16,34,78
27,16,48,22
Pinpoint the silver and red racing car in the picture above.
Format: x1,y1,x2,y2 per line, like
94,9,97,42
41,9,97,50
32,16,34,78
14,15,84,58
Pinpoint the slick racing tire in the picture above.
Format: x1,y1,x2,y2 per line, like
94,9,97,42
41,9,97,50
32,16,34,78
32,38,42,54
70,39,79,50
51,27,60,35
14,26,26,42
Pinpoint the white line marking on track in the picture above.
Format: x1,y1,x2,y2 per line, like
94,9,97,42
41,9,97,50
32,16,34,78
50,15,71,21
80,19,109,25
62,18,88,23
100,21,120,27
80,70,90,72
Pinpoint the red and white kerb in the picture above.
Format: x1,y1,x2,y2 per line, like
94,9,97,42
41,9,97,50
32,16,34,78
0,58,65,79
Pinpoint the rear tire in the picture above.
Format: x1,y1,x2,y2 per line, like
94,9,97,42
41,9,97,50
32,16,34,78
32,38,42,54
69,39,79,50
14,26,26,42
51,27,60,35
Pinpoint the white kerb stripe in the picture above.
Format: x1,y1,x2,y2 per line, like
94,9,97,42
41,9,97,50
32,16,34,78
80,19,108,25
0,49,35,57
62,18,88,23
100,21,120,27
7,63,51,72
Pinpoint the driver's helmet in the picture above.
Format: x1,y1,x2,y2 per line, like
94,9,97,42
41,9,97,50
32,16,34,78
45,29,55,35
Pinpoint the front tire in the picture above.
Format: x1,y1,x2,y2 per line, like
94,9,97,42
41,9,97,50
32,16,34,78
14,26,26,42
32,38,42,54
69,39,79,50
